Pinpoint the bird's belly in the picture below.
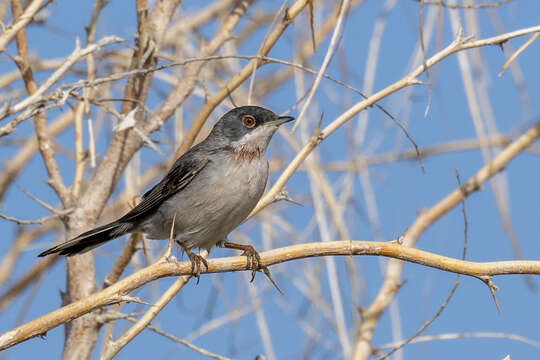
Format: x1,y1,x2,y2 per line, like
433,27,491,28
142,156,268,251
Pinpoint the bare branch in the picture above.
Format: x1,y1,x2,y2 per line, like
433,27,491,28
290,0,351,133
249,24,540,218
419,0,514,9
3,240,540,351
175,0,310,157
0,0,47,52
0,35,124,123
122,313,232,360
101,275,189,359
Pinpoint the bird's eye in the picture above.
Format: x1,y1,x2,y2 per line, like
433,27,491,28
242,115,257,128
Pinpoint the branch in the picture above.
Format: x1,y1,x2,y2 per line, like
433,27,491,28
0,255,59,311
74,0,252,237
175,0,310,157
0,35,124,123
290,0,351,133
0,0,47,52
0,111,73,202
248,24,540,219
418,0,514,9
0,222,59,289
352,117,540,359
102,233,142,288
60,2,179,358
9,0,70,204
3,240,540,351
350,27,540,358
378,331,540,349
100,275,190,359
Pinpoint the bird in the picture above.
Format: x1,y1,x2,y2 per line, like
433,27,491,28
39,105,294,283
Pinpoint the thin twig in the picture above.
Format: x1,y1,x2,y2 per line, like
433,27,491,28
121,313,232,360
249,24,540,218
175,0,310,158
100,275,190,359
0,212,58,224
0,0,47,52
375,171,470,359
290,0,350,134
498,32,539,77
0,36,124,122
418,0,514,9
378,332,540,349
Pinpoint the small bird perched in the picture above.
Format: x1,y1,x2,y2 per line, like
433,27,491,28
39,106,294,282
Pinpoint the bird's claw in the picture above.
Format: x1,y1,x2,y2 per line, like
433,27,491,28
242,248,282,294
178,241,208,284
223,242,283,294
186,252,208,284
241,245,262,282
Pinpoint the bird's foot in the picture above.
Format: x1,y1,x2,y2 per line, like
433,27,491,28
220,241,282,294
187,252,209,284
178,241,208,283
240,245,261,281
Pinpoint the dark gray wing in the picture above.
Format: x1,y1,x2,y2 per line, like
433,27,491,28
118,155,209,223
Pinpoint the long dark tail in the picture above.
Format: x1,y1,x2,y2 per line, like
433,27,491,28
38,221,133,257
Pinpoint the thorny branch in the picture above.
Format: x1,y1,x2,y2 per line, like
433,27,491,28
0,36,123,136
3,240,540,351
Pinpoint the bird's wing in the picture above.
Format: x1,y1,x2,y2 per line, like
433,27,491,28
119,156,209,223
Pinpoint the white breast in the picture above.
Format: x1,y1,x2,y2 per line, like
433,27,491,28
142,152,269,252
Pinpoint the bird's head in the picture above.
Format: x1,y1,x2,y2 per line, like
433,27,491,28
209,106,294,152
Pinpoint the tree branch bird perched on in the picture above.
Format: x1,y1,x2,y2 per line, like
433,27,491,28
39,106,294,285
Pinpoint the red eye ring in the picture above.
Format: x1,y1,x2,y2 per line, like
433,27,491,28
242,115,257,128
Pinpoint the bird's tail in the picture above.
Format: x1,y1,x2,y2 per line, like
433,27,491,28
38,221,133,257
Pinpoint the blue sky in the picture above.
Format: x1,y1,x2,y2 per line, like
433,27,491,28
1,1,540,359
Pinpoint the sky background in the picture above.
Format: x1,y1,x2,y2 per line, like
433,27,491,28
1,0,540,359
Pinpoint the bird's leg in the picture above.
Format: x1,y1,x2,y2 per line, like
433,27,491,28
177,241,208,283
219,241,282,294
220,241,261,280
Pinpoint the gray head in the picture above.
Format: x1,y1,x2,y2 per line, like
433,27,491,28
208,106,294,150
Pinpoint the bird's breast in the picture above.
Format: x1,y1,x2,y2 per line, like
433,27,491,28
215,153,268,206
155,152,269,250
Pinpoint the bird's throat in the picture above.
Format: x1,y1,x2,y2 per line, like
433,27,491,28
231,143,263,162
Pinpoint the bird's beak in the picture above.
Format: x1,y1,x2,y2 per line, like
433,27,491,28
265,115,295,127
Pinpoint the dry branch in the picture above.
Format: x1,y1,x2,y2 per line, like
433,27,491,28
352,118,540,358
249,24,540,219
2,240,540,351
61,2,179,357
290,0,351,133
0,111,73,201
0,0,46,52
1,2,538,358
100,275,189,359
175,0,310,157
0,36,123,126
351,39,540,360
